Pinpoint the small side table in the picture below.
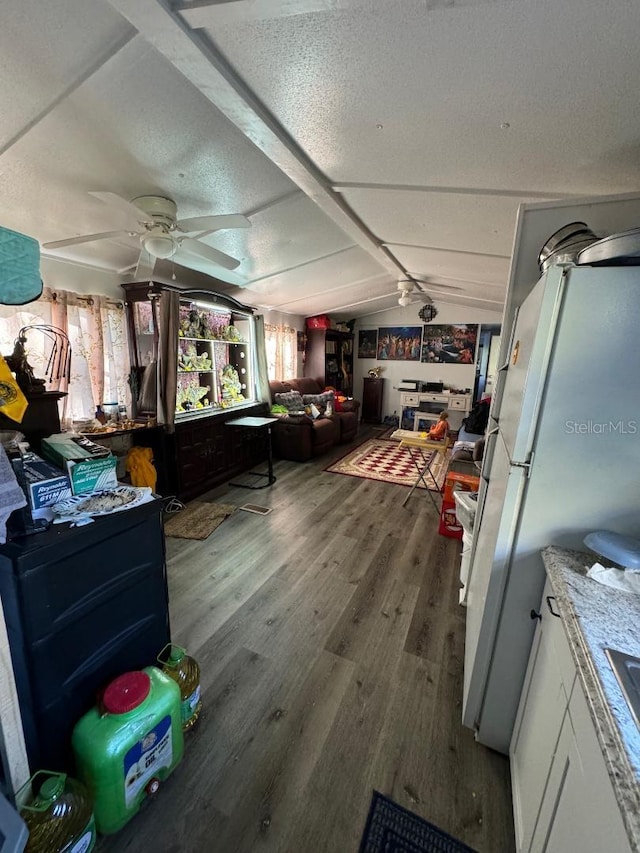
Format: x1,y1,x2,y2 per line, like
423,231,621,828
225,416,278,489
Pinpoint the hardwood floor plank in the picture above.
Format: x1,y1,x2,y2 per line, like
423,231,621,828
324,532,416,662
207,650,355,852
99,446,514,853
286,581,422,852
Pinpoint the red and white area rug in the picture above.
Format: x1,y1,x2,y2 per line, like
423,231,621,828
325,438,449,491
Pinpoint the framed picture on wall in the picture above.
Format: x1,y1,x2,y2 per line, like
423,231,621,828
358,329,378,358
421,324,478,364
377,326,422,360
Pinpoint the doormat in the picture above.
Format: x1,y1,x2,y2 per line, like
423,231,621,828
164,501,236,540
239,504,272,515
359,791,477,853
325,439,449,491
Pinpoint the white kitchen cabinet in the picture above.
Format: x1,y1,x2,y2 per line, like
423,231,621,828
510,581,574,851
531,684,630,853
510,580,631,853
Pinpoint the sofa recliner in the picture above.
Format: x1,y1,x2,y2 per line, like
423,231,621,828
269,378,360,461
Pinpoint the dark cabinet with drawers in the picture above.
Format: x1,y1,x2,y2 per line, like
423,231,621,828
361,378,385,423
0,499,170,774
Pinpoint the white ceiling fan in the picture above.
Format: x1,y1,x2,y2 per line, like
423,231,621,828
42,192,251,279
395,278,463,307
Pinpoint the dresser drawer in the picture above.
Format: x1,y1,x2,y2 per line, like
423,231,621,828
423,393,447,403
449,398,467,410
401,393,420,406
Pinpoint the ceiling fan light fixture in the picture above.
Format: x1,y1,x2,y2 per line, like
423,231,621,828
398,294,412,307
143,232,175,259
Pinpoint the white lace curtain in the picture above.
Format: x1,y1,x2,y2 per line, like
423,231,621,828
264,323,297,381
0,286,130,422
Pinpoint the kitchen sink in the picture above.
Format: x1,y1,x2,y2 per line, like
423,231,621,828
605,648,640,729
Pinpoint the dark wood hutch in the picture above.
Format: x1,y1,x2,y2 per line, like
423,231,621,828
122,282,269,501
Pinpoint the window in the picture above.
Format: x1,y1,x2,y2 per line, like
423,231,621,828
0,287,130,423
264,323,297,380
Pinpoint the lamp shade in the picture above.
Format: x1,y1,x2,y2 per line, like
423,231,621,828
144,233,174,259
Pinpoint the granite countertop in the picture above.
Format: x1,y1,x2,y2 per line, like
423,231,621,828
543,545,640,852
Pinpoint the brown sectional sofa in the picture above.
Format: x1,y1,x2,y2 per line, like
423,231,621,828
269,378,360,461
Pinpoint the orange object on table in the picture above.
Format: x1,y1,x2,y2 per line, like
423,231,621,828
443,471,480,503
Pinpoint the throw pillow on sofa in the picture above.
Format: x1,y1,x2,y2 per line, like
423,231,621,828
302,391,335,414
274,390,305,413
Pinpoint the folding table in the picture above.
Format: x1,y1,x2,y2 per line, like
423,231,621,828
400,433,452,511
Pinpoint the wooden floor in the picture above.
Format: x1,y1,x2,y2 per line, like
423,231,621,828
100,428,515,853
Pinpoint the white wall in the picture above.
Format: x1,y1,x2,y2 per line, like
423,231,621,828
354,302,503,419
41,257,123,298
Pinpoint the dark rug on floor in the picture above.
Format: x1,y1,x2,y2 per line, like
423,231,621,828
359,791,477,853
164,501,236,539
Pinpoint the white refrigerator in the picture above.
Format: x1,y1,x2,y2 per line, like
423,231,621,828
462,263,640,754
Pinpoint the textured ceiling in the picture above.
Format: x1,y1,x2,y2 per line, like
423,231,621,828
2,0,640,318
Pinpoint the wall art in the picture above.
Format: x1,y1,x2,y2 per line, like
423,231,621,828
421,324,478,364
377,327,422,361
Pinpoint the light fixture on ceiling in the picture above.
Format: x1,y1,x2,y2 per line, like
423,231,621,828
143,228,175,259
397,279,415,307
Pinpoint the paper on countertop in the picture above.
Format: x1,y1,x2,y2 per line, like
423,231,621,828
587,562,640,594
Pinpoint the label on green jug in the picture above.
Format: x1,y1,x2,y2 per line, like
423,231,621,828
123,716,172,808
181,685,201,725
63,815,96,853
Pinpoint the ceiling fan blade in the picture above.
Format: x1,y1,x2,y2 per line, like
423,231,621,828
411,279,465,293
134,249,157,280
177,237,241,270
89,191,149,224
171,248,246,286
43,230,130,249
176,214,251,234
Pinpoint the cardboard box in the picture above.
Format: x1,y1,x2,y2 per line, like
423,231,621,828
67,456,118,495
41,434,111,468
21,453,72,509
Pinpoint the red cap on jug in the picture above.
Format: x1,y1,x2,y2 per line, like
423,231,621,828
103,671,151,714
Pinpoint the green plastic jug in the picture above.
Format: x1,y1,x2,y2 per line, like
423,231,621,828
72,667,184,835
19,770,96,853
159,643,202,732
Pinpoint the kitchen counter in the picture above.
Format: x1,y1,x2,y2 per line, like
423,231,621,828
542,545,640,851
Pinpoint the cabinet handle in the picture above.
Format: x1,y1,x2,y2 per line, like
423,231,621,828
530,609,542,621
546,596,561,618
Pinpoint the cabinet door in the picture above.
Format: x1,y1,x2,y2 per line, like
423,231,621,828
510,601,570,851
531,685,631,853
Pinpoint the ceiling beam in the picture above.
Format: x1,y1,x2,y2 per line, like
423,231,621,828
106,0,405,280
0,28,136,156
387,242,510,260
333,182,584,200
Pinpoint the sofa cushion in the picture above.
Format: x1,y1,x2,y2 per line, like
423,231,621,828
302,391,335,414
274,390,305,413
291,377,323,396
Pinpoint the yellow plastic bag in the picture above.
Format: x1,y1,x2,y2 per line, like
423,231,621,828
125,445,157,490
0,354,28,423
